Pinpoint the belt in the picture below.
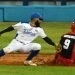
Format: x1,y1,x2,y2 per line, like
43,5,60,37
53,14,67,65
15,39,30,45
15,39,26,45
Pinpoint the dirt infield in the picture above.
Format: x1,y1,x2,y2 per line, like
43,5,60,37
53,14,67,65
0,53,55,66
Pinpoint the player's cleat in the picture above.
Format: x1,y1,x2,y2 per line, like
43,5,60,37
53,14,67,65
24,60,37,66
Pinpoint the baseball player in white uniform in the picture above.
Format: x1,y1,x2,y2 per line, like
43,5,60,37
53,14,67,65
0,13,56,66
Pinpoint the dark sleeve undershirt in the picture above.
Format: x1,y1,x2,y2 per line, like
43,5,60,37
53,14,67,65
43,36,55,46
0,26,14,35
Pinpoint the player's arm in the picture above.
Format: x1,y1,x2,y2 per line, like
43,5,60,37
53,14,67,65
43,36,55,46
38,28,56,46
38,28,59,50
56,37,63,51
0,26,14,35
43,36,58,50
0,22,22,35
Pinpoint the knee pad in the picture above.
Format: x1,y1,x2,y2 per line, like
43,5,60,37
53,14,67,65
32,43,41,50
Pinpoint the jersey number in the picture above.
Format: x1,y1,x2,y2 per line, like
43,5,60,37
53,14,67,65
63,39,71,49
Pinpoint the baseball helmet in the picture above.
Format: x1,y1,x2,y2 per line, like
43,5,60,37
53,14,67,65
71,19,75,32
31,13,43,20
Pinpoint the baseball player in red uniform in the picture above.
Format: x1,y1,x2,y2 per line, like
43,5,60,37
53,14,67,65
0,13,57,66
55,20,75,66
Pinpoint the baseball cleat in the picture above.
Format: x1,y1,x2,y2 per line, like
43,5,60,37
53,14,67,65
24,60,37,66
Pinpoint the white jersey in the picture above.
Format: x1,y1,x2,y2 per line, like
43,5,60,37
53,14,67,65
12,22,47,44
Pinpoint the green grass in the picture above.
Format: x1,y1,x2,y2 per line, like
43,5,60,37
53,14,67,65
0,22,75,75
0,65,75,75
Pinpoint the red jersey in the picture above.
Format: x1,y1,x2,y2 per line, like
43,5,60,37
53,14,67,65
55,32,75,66
60,32,75,59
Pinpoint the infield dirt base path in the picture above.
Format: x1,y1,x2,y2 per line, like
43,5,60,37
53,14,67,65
0,53,75,66
0,53,55,66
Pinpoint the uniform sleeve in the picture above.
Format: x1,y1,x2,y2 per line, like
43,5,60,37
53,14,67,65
38,28,47,38
12,22,22,30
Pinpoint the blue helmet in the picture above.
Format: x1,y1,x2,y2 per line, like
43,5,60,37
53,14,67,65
31,13,43,20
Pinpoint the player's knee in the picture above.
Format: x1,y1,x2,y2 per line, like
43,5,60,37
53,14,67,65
3,48,12,53
32,43,41,50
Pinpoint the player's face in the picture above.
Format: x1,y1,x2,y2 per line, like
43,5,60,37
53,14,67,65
31,18,42,27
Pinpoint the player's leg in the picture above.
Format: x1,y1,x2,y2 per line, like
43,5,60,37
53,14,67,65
55,53,74,66
22,43,41,66
26,43,41,60
0,49,5,57
0,39,22,57
72,51,75,64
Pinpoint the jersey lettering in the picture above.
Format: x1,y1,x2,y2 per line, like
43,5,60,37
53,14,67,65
63,39,71,49
60,34,75,58
23,29,35,36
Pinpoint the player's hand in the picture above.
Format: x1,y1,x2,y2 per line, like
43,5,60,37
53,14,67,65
54,44,61,51
56,44,62,52
54,44,58,50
